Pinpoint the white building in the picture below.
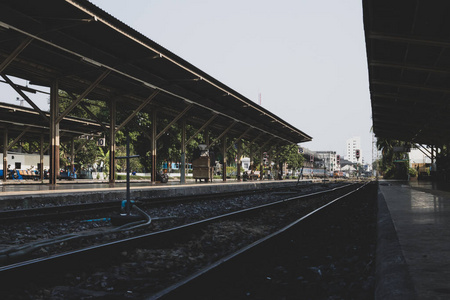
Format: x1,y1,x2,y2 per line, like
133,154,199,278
0,152,49,170
346,136,362,164
315,151,337,172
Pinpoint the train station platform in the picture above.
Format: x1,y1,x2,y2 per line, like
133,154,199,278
377,179,450,300
0,178,317,209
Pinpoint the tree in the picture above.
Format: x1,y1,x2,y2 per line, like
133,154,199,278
376,137,411,179
274,144,305,172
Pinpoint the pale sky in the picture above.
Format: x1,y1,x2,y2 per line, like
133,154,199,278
0,0,373,163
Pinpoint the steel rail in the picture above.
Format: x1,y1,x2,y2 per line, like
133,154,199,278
0,182,331,223
150,181,372,299
0,183,359,285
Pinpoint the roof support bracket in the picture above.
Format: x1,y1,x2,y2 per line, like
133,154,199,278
227,127,252,152
0,36,33,73
155,103,193,141
207,121,237,149
0,73,49,122
260,136,275,149
115,90,159,134
79,102,109,132
56,69,111,124
7,126,31,151
186,114,217,145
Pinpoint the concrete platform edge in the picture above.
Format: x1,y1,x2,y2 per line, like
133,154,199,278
0,180,313,209
375,188,417,300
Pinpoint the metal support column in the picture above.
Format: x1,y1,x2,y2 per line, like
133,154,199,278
237,140,242,181
71,137,75,177
109,100,116,184
49,80,59,185
3,129,7,182
39,134,44,181
222,136,227,182
180,119,186,184
250,146,254,172
151,110,157,183
260,149,264,180
205,130,209,145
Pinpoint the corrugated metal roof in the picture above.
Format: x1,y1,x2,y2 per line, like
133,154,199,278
364,0,450,145
0,0,312,145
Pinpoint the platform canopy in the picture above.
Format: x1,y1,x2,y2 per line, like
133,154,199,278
0,0,311,146
363,0,450,146
0,103,103,142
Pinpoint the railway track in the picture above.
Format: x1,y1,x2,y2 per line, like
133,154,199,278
0,182,371,299
0,182,350,256
0,182,333,223
153,181,377,299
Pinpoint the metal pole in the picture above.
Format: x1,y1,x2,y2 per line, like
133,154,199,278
40,134,44,181
151,110,157,183
49,80,59,185
126,134,131,215
109,100,116,184
181,119,186,184
222,136,227,182
3,129,7,182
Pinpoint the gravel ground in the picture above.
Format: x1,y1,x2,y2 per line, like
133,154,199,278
0,183,346,263
1,182,375,299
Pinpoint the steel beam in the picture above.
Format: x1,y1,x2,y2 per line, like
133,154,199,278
49,80,59,184
3,129,7,182
109,100,116,184
7,126,31,151
79,103,109,132
0,20,308,145
236,140,242,181
155,104,192,141
222,135,227,182
0,36,33,73
56,69,111,124
70,137,75,176
0,73,49,122
115,90,159,134
151,110,157,183
259,148,264,181
40,134,44,181
180,119,186,184
227,128,252,152
186,114,217,145
207,121,237,150
369,32,450,48
372,80,450,94
369,60,450,75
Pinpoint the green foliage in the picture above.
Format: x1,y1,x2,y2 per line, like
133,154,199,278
274,144,305,170
376,138,411,179
226,166,237,176
52,90,305,177
97,147,109,174
75,139,100,167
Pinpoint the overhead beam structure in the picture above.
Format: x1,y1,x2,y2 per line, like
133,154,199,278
0,0,312,184
363,0,450,146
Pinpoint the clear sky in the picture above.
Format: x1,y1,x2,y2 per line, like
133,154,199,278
0,0,373,163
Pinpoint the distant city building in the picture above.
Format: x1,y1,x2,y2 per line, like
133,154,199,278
298,147,315,168
346,136,362,164
315,151,337,172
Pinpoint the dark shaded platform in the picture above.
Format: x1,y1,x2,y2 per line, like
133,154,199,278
377,180,450,300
